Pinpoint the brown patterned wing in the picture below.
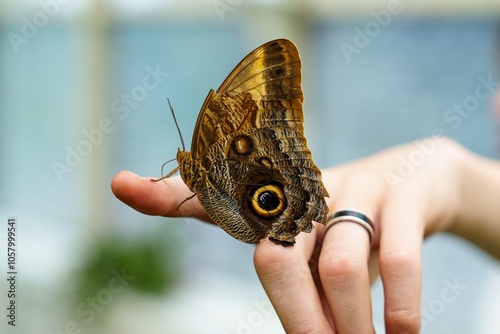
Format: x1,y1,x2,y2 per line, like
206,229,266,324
190,39,304,157
178,39,329,245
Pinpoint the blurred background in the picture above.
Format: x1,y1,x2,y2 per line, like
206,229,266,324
1,0,500,333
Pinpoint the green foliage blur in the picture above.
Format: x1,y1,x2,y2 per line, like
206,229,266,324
75,223,183,305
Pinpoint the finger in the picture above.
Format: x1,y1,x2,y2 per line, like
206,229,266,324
254,229,334,334
319,173,384,334
379,194,423,333
320,223,373,333
111,170,209,221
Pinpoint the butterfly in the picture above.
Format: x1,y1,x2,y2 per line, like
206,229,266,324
168,39,329,246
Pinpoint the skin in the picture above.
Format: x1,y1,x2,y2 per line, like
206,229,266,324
111,136,500,333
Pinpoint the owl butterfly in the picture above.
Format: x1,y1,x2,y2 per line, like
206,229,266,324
169,39,329,246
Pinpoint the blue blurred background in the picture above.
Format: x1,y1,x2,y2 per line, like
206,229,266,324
1,0,500,333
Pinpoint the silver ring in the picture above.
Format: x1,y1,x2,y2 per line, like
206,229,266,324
325,210,375,244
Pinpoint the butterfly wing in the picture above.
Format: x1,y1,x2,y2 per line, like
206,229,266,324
181,39,328,245
191,39,304,155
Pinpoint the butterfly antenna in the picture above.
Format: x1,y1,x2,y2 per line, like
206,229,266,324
168,98,185,151
152,157,178,183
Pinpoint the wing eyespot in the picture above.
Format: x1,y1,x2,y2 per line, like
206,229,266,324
248,184,286,218
232,135,255,156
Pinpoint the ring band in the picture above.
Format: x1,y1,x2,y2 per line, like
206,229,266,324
325,210,375,244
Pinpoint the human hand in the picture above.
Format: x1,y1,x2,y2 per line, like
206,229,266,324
111,136,500,333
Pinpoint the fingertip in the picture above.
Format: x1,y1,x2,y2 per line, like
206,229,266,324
111,170,140,197
254,231,316,276
111,170,165,216
254,238,286,264
110,171,208,220
111,170,154,203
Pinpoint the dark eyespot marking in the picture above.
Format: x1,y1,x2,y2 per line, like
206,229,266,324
259,191,280,211
232,135,254,156
248,184,286,218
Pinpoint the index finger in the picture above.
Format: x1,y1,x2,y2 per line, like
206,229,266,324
111,170,210,221
254,228,334,334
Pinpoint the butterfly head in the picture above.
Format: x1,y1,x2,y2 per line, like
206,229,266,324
176,149,196,190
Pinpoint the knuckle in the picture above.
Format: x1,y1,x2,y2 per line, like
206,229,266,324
386,307,421,332
319,251,365,284
380,249,419,273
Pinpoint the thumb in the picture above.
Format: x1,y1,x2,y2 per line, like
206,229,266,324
111,170,210,221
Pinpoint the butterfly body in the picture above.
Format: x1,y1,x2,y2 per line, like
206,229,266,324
176,39,328,245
